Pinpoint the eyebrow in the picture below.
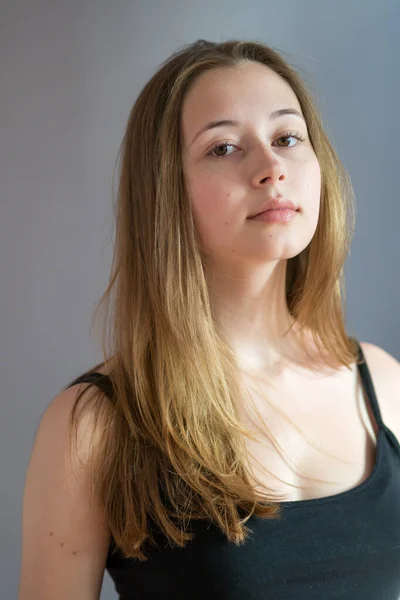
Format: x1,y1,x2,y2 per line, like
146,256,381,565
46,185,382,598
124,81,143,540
188,107,305,147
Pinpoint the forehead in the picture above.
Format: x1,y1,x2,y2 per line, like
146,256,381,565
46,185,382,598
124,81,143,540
181,61,301,139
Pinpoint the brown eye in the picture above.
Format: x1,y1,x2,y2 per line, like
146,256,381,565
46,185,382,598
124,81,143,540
213,144,228,157
274,132,305,148
276,136,292,147
208,142,237,158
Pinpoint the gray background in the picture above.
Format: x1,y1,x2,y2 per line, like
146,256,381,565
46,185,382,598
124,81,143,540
2,1,399,598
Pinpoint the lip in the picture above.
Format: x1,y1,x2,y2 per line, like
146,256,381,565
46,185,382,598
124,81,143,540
249,208,297,223
248,198,298,219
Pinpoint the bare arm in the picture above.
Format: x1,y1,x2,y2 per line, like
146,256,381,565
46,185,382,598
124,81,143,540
18,385,111,600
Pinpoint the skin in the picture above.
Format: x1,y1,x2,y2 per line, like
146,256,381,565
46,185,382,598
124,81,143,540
179,62,399,501
181,60,321,378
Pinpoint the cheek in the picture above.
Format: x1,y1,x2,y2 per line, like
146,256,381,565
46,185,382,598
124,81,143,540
295,157,321,204
301,159,322,225
189,175,233,225
304,158,321,196
188,178,237,250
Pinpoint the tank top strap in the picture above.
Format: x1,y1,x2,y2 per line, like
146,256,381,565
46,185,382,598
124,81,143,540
65,372,115,400
355,340,384,429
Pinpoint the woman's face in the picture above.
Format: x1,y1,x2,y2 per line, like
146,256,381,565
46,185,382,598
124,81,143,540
181,61,321,266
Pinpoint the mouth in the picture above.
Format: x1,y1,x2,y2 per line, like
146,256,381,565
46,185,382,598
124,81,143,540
248,208,299,219
248,198,298,219
247,208,299,222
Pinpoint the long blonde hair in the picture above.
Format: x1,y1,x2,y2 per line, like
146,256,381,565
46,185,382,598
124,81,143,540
66,38,360,561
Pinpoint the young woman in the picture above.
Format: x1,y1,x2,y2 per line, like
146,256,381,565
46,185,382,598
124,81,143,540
19,39,400,599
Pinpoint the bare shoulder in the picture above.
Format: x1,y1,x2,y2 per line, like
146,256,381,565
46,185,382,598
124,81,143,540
18,383,111,599
359,341,400,387
359,340,400,436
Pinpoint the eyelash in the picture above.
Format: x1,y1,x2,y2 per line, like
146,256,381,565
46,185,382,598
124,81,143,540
207,131,306,158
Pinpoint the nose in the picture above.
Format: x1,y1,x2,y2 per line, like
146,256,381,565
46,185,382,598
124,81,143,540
251,145,287,188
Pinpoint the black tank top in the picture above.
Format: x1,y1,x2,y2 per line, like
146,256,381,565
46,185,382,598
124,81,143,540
67,341,400,599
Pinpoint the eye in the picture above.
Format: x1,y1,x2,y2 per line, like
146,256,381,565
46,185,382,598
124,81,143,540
207,141,238,158
274,131,306,148
207,131,306,158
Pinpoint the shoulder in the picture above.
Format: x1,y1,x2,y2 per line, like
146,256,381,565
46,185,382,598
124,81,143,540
43,377,113,465
359,340,400,434
19,384,111,597
359,341,400,385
